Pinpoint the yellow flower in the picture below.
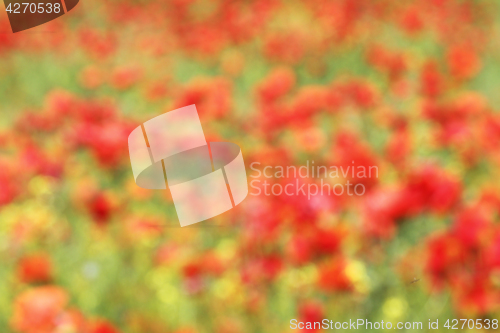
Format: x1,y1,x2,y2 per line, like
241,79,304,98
383,297,408,320
345,260,370,294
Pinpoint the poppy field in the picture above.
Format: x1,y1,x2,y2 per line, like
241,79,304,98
0,0,500,332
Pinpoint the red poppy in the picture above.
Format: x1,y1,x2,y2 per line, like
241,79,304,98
90,319,121,333
11,286,68,333
17,253,53,284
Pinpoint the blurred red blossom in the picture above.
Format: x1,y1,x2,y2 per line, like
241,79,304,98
17,253,53,284
11,286,68,333
298,300,324,332
85,191,120,227
256,67,296,104
79,28,118,59
399,6,425,34
318,257,352,292
110,66,143,90
447,45,482,80
90,319,121,333
174,77,232,119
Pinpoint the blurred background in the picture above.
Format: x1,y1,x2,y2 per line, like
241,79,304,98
1,0,500,332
